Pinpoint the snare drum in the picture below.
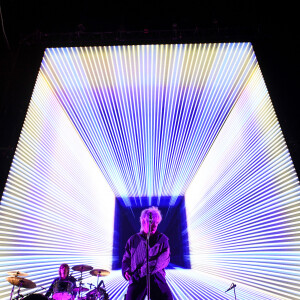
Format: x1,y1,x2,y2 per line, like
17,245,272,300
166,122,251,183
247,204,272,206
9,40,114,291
85,287,108,300
85,288,97,300
52,280,74,300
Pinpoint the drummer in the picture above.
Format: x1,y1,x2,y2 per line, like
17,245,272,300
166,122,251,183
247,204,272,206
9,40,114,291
45,264,77,299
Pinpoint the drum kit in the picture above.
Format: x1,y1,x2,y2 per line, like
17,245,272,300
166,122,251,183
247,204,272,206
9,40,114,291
6,265,110,300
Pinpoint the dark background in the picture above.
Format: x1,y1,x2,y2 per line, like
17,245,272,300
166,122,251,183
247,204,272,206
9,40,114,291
113,196,190,269
1,1,299,197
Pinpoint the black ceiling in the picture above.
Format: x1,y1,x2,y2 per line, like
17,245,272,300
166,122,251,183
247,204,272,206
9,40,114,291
0,1,299,195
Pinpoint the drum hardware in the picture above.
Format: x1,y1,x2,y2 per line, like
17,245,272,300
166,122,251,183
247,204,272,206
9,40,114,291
7,271,29,277
72,265,93,273
89,270,110,277
82,280,109,300
6,276,36,300
6,277,36,288
15,287,47,300
97,281,109,300
72,265,93,299
84,288,97,300
86,283,95,290
84,288,109,300
89,269,110,298
7,270,29,300
60,265,110,300
73,286,89,293
97,281,105,290
22,295,48,300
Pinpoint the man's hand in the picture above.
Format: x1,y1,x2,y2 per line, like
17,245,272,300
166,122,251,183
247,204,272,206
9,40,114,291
125,271,131,281
131,269,140,282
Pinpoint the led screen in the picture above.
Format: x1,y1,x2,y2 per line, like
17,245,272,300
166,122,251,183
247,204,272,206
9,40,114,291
185,62,300,299
1,43,299,300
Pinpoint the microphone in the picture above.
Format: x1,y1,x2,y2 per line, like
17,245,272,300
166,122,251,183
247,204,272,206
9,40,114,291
149,212,153,224
225,283,236,292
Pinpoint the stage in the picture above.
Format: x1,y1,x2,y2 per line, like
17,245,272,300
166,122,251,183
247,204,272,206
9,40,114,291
0,43,299,300
75,269,283,300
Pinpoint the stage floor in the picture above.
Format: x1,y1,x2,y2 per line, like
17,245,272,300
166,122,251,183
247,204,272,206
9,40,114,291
81,269,283,300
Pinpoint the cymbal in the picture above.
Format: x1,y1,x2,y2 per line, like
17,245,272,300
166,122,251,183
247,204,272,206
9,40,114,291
73,286,89,292
72,265,93,272
7,271,28,277
90,269,110,277
6,277,36,289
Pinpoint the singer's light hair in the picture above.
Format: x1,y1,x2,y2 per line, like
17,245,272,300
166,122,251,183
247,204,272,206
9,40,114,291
140,206,162,231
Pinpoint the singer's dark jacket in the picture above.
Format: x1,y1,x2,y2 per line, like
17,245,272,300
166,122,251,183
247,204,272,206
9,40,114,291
122,231,170,284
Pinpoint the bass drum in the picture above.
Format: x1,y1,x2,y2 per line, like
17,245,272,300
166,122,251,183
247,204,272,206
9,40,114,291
23,295,48,300
52,280,74,300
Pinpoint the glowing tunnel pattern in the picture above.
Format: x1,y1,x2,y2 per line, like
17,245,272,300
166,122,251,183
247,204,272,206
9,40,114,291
39,43,257,200
0,70,115,299
185,58,300,299
0,43,299,299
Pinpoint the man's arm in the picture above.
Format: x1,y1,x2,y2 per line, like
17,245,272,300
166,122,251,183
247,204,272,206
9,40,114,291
122,239,132,280
151,241,170,274
70,276,77,297
45,278,56,297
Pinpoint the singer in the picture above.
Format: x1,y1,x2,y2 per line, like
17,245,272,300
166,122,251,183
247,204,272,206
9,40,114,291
122,207,173,300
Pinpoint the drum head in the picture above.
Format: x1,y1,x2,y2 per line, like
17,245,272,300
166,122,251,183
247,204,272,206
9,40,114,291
53,293,73,300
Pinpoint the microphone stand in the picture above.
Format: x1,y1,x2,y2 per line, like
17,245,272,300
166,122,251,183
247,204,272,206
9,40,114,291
225,283,237,300
146,215,152,300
